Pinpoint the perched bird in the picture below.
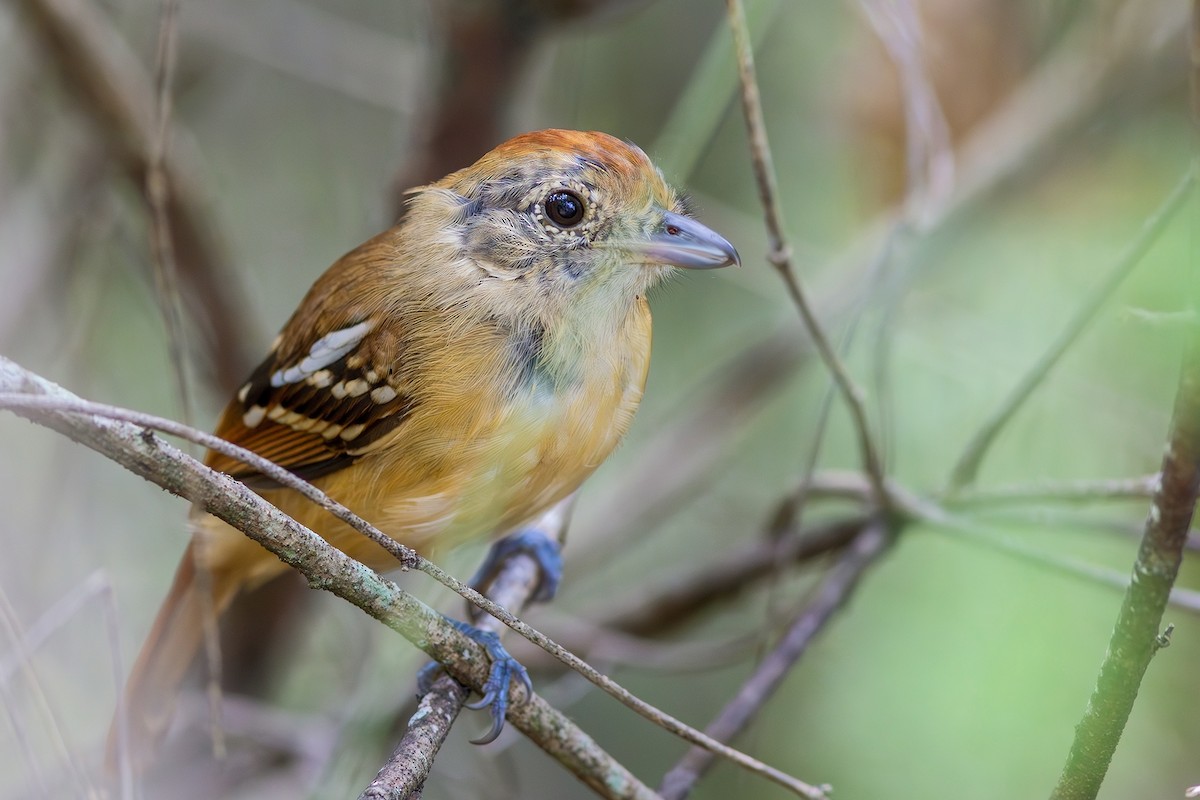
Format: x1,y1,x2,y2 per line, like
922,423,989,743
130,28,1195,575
116,129,738,766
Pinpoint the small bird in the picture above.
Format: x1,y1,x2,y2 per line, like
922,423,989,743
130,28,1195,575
116,129,738,766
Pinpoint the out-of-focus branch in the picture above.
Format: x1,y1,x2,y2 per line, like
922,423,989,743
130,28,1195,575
390,0,651,210
948,475,1160,507
145,0,192,424
600,515,869,638
658,521,891,800
14,0,257,394
361,501,572,800
946,170,1195,493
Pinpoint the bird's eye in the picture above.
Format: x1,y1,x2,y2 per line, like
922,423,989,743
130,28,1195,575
543,191,585,228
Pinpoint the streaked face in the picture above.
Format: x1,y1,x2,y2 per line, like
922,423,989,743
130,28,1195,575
433,130,738,297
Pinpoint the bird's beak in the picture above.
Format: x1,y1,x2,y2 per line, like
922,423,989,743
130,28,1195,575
632,211,740,270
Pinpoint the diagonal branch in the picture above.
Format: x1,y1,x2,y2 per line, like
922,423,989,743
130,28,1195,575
0,357,827,799
946,169,1195,493
658,520,892,800
0,358,655,800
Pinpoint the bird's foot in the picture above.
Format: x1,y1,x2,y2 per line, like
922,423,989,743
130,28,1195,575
469,529,563,603
416,618,532,745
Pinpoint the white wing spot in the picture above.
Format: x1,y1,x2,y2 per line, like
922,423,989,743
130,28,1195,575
371,385,398,404
270,321,373,387
243,405,267,428
340,423,365,441
343,378,370,397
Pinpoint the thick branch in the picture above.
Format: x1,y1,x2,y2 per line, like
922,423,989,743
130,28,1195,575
0,357,654,800
0,357,825,798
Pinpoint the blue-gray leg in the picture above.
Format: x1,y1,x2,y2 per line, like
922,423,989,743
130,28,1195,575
414,516,567,744
469,528,564,604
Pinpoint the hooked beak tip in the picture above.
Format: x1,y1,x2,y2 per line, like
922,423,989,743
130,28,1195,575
636,211,739,271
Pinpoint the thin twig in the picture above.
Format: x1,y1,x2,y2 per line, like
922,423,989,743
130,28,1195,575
145,0,189,424
725,0,888,506
599,516,869,638
658,521,891,800
892,486,1200,616
946,169,1195,493
0,360,828,799
948,475,1160,507
0,585,95,798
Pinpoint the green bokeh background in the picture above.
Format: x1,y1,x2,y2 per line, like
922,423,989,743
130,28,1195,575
0,1,1196,798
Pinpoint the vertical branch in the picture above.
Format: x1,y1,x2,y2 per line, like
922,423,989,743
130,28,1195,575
1048,49,1200,789
724,0,889,506
360,499,573,800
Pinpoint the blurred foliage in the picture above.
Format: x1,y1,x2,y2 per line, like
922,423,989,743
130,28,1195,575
0,0,1197,799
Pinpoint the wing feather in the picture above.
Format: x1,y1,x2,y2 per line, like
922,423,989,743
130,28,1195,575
206,319,418,487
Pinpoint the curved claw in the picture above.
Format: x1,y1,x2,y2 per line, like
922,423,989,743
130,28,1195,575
470,529,563,604
417,618,534,745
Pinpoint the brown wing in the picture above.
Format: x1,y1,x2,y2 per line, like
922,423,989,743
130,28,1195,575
206,319,417,488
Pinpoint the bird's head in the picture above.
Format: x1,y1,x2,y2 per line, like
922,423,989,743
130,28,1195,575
410,129,738,313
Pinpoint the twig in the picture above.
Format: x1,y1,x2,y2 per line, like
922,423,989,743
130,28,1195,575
948,475,1160,507
658,521,891,800
725,0,889,506
14,0,257,393
361,499,572,800
946,169,1195,493
854,0,954,222
600,515,869,638
1048,259,1200,797
578,4,1189,573
891,486,1200,616
0,359,827,799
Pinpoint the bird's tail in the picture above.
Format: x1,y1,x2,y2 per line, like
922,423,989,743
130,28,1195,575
107,539,242,773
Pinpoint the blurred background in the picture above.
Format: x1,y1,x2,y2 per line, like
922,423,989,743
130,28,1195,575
0,0,1197,798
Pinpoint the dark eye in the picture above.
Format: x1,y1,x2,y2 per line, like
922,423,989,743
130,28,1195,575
544,191,585,228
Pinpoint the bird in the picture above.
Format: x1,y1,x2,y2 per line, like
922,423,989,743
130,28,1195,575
114,128,739,768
